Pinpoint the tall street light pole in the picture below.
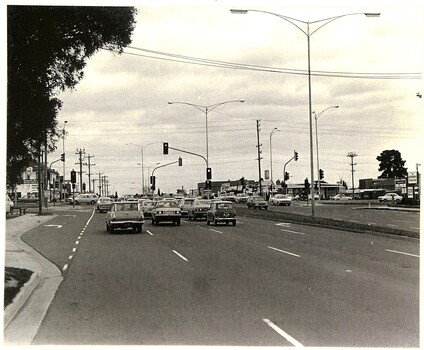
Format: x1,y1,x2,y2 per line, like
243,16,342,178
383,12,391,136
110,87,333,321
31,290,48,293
269,127,280,187
230,9,379,218
313,105,339,199
167,100,245,185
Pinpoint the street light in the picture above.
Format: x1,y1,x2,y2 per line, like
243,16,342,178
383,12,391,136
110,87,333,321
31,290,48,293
230,9,379,218
269,127,280,186
313,105,339,199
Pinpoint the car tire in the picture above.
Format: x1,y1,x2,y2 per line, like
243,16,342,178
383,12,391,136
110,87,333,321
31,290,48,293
110,226,115,233
106,223,110,232
264,206,268,210
232,221,236,226
177,219,181,226
206,219,210,225
151,218,155,225
90,200,95,205
214,220,218,226
75,201,79,205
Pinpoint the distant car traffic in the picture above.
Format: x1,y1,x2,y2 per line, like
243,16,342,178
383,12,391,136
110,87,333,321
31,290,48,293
188,199,211,220
270,194,292,206
378,193,403,203
235,193,249,204
206,201,236,226
74,193,98,205
96,196,113,213
151,200,182,225
105,201,145,233
140,200,155,218
246,196,268,210
179,197,196,217
331,194,352,201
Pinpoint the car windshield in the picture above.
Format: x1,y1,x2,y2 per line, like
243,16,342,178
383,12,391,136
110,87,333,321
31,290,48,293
216,203,233,210
253,196,264,200
142,201,154,208
99,197,112,203
156,201,178,208
116,203,138,211
198,200,211,205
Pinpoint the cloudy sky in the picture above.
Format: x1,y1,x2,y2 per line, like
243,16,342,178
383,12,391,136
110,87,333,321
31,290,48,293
9,0,424,195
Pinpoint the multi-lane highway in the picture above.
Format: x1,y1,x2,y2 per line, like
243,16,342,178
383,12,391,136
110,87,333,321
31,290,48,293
23,207,419,346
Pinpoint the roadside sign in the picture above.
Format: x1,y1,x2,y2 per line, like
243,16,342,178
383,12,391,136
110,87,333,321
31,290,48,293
408,172,418,184
395,179,406,189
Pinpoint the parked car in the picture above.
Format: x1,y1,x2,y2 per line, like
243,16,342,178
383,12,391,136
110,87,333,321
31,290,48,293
378,193,403,203
188,199,211,220
17,193,39,204
308,194,320,200
151,200,182,225
246,195,268,210
105,201,145,233
235,193,249,204
96,196,114,213
330,194,352,201
74,193,98,205
206,201,236,226
179,197,196,217
140,199,155,218
270,194,292,206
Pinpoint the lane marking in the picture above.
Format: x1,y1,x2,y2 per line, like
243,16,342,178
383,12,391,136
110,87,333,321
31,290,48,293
62,264,68,271
268,246,300,258
146,230,154,236
68,255,73,260
411,227,420,230
263,318,304,347
75,241,79,245
387,224,397,227
275,223,292,227
366,222,376,225
44,224,63,229
385,249,419,258
172,250,189,262
209,229,223,234
72,248,76,253
280,229,305,235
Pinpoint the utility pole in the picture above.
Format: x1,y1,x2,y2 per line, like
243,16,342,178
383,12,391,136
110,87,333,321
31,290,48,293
76,148,85,193
85,154,95,193
347,152,357,199
256,120,263,196
92,178,98,195
97,172,103,196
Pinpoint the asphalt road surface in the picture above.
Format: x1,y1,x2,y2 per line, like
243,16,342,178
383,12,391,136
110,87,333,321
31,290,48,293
23,208,419,346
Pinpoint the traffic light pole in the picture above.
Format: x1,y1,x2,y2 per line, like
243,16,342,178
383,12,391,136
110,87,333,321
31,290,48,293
151,158,182,194
282,151,298,194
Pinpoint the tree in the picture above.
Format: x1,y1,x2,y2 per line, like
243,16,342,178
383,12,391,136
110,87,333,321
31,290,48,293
377,150,408,179
7,6,137,187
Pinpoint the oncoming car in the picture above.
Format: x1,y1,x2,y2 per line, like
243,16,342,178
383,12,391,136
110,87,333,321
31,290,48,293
105,202,145,233
206,201,236,226
151,200,182,226
270,194,292,206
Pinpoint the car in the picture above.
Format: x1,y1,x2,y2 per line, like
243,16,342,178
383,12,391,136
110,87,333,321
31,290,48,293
235,193,249,204
246,195,268,210
96,196,114,213
188,199,211,220
151,200,182,225
105,201,145,233
308,194,320,200
74,193,98,205
17,193,39,204
270,194,292,206
179,197,196,217
206,201,237,226
378,193,403,203
140,200,155,218
330,194,352,201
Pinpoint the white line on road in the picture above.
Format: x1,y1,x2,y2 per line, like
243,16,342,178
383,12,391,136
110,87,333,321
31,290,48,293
72,248,76,252
385,249,419,258
75,241,79,245
280,229,305,235
68,255,73,260
411,227,420,230
268,246,301,258
387,224,397,227
62,264,68,271
172,250,189,262
209,229,223,234
263,318,304,347
146,230,153,236
366,222,376,225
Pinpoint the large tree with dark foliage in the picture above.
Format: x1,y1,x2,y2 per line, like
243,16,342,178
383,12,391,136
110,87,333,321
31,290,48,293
7,6,137,187
377,149,408,179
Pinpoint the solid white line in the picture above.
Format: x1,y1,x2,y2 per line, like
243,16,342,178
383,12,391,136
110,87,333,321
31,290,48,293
280,228,305,235
146,230,153,236
268,246,300,258
172,250,189,262
385,249,419,258
209,229,223,233
263,318,304,347
62,264,68,271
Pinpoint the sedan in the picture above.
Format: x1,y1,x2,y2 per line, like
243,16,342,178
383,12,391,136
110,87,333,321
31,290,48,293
188,199,211,220
378,193,403,203
96,196,113,213
151,200,182,225
246,196,268,210
140,199,155,218
331,194,352,201
105,202,145,233
206,201,236,226
270,194,292,206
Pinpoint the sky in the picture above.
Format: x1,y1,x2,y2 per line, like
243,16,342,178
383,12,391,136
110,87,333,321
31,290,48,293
4,0,424,195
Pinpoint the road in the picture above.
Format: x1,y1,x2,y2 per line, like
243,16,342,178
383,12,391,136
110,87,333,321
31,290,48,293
22,207,419,346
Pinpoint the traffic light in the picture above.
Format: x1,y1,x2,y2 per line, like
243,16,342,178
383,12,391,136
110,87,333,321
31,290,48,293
60,153,65,162
294,150,298,161
319,169,324,180
205,180,212,190
163,142,168,154
178,157,182,166
284,172,290,181
304,178,310,190
206,167,212,180
82,183,86,192
150,176,156,190
70,170,76,184
59,176,63,183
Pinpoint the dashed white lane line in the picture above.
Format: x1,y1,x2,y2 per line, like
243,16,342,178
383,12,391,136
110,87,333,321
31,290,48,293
172,250,189,262
385,249,419,258
268,246,301,258
280,228,305,235
146,230,154,236
209,229,223,234
68,255,73,260
263,318,304,347
62,264,69,271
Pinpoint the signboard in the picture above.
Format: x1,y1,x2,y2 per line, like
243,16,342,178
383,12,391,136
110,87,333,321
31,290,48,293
264,170,269,180
408,187,414,198
408,172,418,184
395,179,406,189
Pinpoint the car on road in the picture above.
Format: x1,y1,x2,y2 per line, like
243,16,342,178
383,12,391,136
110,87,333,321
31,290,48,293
105,201,145,233
206,200,236,226
270,194,292,206
17,193,39,204
330,194,352,201
308,194,320,200
140,199,155,218
151,200,182,225
378,192,403,203
246,195,268,210
235,193,249,204
188,199,211,220
74,193,98,205
96,196,114,213
179,197,196,217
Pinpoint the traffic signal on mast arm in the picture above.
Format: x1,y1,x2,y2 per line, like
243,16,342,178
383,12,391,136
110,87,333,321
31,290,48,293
61,153,65,162
150,175,156,190
71,170,76,184
178,157,182,166
284,172,290,181
206,167,212,180
294,150,298,161
319,169,324,180
163,142,168,154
